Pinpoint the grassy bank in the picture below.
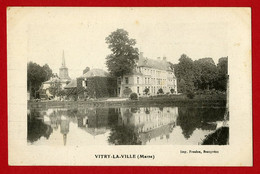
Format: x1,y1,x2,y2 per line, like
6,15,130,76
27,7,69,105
28,94,226,109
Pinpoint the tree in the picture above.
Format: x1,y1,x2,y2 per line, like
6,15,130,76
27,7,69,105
105,29,139,77
42,64,53,81
130,93,138,100
174,54,195,93
157,88,164,94
48,79,62,97
27,62,53,98
170,88,175,94
144,88,149,95
216,57,228,91
194,58,218,90
178,79,186,93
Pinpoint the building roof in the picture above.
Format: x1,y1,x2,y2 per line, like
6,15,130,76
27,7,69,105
43,77,61,84
137,56,173,72
43,76,71,84
125,69,143,76
80,69,109,78
64,79,77,89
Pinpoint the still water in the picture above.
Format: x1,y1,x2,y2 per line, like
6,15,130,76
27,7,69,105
27,106,225,145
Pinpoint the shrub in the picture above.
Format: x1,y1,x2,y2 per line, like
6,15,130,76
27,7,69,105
157,88,164,94
130,93,138,100
187,91,195,99
143,88,149,95
170,88,175,94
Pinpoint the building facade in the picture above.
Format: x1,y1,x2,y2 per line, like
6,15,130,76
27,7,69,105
118,52,177,97
77,68,117,99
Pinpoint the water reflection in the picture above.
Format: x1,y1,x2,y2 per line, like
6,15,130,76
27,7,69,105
27,106,225,145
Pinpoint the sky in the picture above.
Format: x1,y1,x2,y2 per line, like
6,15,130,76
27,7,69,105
21,7,229,79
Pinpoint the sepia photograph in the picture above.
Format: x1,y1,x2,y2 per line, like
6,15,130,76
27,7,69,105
7,7,251,166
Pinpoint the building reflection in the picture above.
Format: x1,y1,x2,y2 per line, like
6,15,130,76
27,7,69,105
76,108,110,136
42,108,71,146
114,107,178,145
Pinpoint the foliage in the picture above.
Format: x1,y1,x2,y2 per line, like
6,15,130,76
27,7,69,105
186,90,195,99
48,80,62,97
77,77,117,99
105,29,139,77
42,64,53,81
129,93,138,100
173,54,195,93
177,107,225,139
58,90,66,97
215,57,228,91
157,88,164,94
172,55,228,93
170,88,175,94
143,87,149,95
193,58,218,90
178,79,186,93
27,111,53,143
27,62,53,98
65,88,78,101
108,125,142,145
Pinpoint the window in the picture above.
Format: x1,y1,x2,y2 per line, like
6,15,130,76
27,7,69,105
125,77,129,84
82,80,85,88
137,86,139,93
137,77,139,84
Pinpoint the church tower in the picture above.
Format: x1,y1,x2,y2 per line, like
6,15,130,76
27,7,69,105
59,50,71,80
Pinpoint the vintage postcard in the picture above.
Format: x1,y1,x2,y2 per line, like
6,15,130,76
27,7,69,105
7,7,252,166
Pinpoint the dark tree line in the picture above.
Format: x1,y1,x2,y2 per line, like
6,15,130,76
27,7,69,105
27,62,53,98
171,54,228,93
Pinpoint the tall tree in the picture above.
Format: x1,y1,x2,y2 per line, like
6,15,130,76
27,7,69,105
194,58,218,90
27,62,53,98
105,29,139,77
174,54,195,93
42,64,53,81
216,57,228,91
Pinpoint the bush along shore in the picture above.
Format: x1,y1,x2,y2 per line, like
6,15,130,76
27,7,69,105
28,93,227,109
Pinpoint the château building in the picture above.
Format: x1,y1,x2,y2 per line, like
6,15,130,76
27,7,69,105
118,52,177,97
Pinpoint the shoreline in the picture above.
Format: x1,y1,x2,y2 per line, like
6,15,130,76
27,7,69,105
28,98,226,109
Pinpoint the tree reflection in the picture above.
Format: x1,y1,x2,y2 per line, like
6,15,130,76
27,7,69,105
27,110,53,143
108,125,141,145
177,107,225,139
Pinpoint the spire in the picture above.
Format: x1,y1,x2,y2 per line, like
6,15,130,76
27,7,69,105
63,134,67,146
62,50,66,67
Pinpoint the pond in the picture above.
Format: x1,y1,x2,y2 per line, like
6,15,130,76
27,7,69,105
27,106,226,145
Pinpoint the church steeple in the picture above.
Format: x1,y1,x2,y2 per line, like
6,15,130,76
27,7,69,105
61,50,66,68
59,50,71,80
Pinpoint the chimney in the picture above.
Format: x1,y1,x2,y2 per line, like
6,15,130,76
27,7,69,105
157,57,161,60
163,56,167,61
